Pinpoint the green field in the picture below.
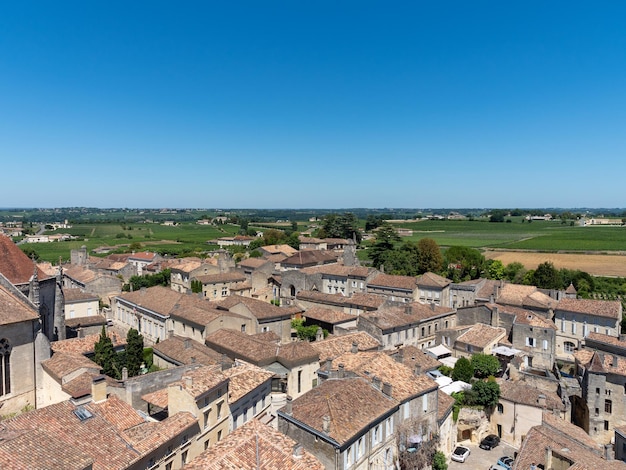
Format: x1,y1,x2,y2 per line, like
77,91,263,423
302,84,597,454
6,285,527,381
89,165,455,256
25,222,241,263
391,219,626,251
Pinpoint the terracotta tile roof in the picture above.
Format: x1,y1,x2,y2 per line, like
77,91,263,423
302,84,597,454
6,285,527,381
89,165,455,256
153,335,226,366
205,329,319,367
142,388,169,409
497,379,565,411
0,395,187,470
585,332,626,349
185,419,324,470
63,287,99,302
169,304,225,328
475,279,503,299
387,345,442,371
456,323,507,349
497,284,538,306
512,415,609,470
523,291,558,310
360,302,455,332
283,377,397,445
0,280,39,325
573,349,594,367
300,264,372,278
310,332,381,360
65,316,107,329
437,389,455,422
63,265,100,284
327,351,438,401
416,272,451,288
0,234,49,284
259,244,299,256
585,351,626,377
128,251,158,261
205,329,279,365
127,411,198,456
217,295,296,320
511,308,557,329
61,371,118,399
222,360,274,402
178,365,229,399
281,250,338,267
541,411,601,451
230,280,252,291
556,298,622,320
368,273,417,291
195,271,247,284
41,352,101,382
251,330,281,342
304,306,356,324
168,257,204,273
349,292,388,309
238,257,271,269
51,331,126,355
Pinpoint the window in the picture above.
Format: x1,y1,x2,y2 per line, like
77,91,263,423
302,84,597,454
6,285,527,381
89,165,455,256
526,337,535,347
165,463,172,470
421,327,425,337
222,287,228,296
605,420,610,431
182,451,188,465
0,339,11,396
542,340,548,350
204,410,211,428
204,440,210,450
497,403,504,413
217,430,222,442
386,416,393,436
596,387,601,394
423,394,428,412
564,341,576,353
572,321,577,335
217,402,223,419
595,407,600,416
241,324,246,333
372,425,381,446
606,399,612,414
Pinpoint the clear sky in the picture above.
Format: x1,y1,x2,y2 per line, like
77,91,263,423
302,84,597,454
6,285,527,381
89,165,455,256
2,2,626,209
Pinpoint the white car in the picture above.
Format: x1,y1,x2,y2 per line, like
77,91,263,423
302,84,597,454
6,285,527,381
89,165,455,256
451,445,471,463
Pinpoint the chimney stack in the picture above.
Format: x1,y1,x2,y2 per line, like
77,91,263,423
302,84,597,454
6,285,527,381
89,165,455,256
537,394,546,408
605,443,613,460
338,363,345,378
185,376,193,388
613,355,619,368
395,349,404,363
121,367,128,381
322,415,330,434
415,364,422,376
351,341,358,353
91,375,107,403
545,447,553,470
431,302,435,311
284,396,293,415
184,338,191,349
293,443,304,459
372,376,382,390
382,382,393,397
325,357,332,371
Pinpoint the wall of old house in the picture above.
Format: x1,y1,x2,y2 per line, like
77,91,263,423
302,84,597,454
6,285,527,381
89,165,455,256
511,323,556,370
0,320,37,415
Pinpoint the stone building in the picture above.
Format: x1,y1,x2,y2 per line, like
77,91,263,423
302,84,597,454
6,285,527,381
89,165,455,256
415,272,452,307
510,309,557,370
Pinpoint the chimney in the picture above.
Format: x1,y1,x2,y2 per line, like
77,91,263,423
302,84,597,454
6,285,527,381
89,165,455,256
338,363,345,378
372,376,382,390
184,338,191,349
121,367,128,381
284,396,293,415
415,364,422,376
489,294,494,304
168,329,174,339
351,341,358,353
382,382,393,397
322,415,330,434
77,328,85,339
185,375,193,388
545,447,553,470
613,355,619,368
605,443,613,460
91,375,107,403
430,302,435,311
492,306,500,327
537,394,546,408
325,357,332,371
293,443,304,459
395,349,404,363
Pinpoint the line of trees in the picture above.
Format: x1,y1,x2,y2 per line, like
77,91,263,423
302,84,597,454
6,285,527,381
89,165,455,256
94,327,149,379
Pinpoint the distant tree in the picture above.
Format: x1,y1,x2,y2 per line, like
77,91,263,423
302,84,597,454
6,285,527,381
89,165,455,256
94,326,117,378
417,238,443,274
191,279,202,293
125,328,144,377
503,262,526,283
471,353,501,378
469,378,500,408
451,356,474,382
20,246,40,261
444,246,485,281
128,242,142,251
368,223,400,269
489,213,505,223
318,213,361,243
532,261,562,289
486,259,505,280
123,269,171,292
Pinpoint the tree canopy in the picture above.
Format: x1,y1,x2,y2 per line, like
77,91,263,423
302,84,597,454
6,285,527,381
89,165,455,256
417,238,443,274
317,213,361,243
125,328,145,377
451,356,474,382
470,353,501,378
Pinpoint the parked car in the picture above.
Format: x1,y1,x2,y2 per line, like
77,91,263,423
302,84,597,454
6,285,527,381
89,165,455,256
479,434,500,450
497,456,514,470
489,465,508,470
451,445,471,463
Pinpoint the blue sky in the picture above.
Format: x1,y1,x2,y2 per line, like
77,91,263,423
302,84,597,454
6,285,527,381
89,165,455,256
2,2,626,209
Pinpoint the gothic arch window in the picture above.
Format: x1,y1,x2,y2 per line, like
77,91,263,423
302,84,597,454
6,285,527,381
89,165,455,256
0,339,11,396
